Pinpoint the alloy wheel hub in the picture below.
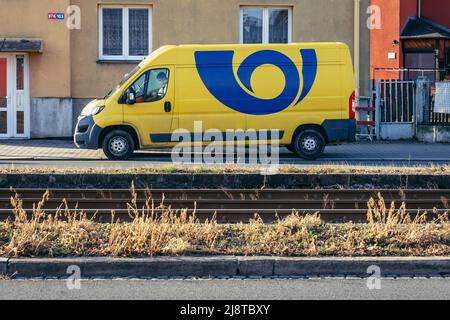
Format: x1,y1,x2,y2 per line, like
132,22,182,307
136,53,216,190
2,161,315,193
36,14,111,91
302,137,317,151
109,137,128,155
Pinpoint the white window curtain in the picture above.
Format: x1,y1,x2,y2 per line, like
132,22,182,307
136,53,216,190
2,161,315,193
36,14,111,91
269,9,289,44
241,7,291,44
242,8,263,44
129,9,149,56
102,8,123,56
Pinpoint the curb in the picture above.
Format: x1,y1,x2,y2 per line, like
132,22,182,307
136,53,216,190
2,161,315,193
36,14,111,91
1,173,450,189
273,257,450,277
0,258,7,275
4,256,450,278
7,257,238,278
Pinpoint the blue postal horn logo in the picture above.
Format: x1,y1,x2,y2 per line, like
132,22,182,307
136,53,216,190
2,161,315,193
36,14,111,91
195,49,317,115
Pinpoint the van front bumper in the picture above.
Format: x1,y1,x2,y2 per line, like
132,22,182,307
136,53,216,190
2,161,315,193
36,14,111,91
322,119,356,143
74,116,102,150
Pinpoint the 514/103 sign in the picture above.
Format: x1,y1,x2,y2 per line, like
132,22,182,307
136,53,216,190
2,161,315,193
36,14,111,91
48,13,65,20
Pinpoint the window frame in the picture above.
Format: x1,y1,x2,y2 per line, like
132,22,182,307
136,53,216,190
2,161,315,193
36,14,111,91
99,5,152,61
126,68,170,104
239,6,292,44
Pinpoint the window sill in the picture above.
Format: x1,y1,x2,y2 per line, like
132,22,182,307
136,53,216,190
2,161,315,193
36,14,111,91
97,60,143,64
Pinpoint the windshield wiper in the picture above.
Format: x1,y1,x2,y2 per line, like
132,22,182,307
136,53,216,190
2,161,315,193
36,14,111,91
104,90,113,99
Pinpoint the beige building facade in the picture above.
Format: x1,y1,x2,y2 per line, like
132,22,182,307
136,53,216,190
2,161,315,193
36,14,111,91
0,0,370,138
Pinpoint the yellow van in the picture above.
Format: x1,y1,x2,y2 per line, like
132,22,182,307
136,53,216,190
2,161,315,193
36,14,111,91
75,43,356,160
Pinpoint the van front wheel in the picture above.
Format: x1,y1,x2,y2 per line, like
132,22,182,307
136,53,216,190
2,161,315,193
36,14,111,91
102,130,135,160
293,129,326,160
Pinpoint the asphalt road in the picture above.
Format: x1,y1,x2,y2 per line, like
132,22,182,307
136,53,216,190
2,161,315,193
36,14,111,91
0,141,449,169
1,278,449,300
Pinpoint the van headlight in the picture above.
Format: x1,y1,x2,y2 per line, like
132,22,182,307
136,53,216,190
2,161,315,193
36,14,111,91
82,105,106,116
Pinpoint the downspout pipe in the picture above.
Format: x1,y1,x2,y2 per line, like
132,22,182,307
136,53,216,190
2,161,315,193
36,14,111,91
354,0,360,98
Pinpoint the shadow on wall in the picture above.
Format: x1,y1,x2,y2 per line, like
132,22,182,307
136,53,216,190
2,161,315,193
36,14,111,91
30,98,72,138
417,125,450,143
30,98,95,139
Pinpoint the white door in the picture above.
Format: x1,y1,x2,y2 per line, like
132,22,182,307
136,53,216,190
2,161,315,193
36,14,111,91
0,54,30,138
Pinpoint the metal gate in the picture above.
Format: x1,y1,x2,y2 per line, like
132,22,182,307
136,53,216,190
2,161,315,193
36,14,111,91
374,80,416,140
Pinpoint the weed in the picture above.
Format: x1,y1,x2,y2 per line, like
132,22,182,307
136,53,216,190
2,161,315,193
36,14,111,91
0,190,448,258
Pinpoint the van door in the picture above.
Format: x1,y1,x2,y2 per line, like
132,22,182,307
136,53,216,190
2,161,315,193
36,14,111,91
123,66,174,146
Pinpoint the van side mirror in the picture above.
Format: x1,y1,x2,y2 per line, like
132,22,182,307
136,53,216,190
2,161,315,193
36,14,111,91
126,88,136,105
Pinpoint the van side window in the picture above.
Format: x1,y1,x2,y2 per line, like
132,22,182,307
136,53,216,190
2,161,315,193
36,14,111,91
130,73,147,103
128,68,169,104
145,69,169,102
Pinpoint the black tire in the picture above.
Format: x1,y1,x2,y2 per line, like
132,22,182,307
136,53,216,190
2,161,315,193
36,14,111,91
102,130,135,160
292,129,326,160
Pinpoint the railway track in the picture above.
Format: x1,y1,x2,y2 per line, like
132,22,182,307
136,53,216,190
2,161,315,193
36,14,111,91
1,188,449,223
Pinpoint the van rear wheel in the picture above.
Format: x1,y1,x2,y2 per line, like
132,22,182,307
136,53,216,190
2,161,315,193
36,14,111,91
102,130,135,160
293,129,326,160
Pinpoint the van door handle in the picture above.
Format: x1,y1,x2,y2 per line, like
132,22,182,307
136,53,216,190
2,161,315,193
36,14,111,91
164,101,172,113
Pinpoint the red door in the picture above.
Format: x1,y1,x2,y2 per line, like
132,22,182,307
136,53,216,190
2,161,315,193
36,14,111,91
0,58,7,135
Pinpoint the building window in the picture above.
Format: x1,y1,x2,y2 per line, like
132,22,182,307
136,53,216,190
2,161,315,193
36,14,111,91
240,7,292,44
99,6,152,61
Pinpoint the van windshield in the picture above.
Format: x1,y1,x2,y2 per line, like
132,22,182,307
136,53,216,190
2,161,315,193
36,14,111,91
104,65,141,99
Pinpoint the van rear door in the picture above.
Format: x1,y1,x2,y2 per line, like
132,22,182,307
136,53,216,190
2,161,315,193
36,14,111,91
123,66,175,146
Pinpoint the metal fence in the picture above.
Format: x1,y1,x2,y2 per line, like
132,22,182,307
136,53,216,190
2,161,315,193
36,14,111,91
371,68,450,140
377,80,415,123
372,68,447,82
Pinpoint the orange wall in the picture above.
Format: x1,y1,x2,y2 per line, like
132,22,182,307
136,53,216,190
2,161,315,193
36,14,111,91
371,0,449,80
370,0,402,79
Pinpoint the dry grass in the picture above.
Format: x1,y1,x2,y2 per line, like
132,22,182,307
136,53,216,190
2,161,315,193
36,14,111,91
0,189,448,258
0,164,449,175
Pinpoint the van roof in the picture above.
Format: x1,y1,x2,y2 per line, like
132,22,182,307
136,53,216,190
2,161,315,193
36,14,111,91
175,42,348,48
140,42,349,66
